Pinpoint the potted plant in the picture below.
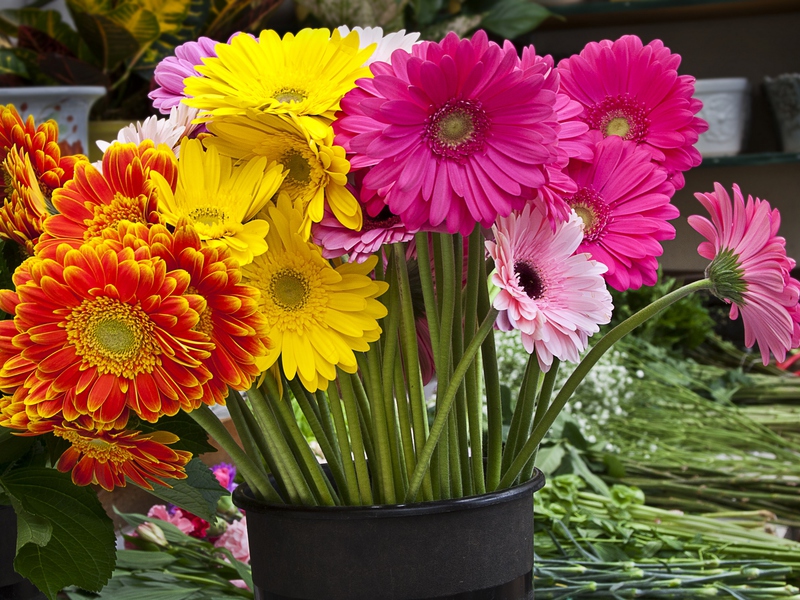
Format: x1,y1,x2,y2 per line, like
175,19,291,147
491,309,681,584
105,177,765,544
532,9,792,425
0,27,798,600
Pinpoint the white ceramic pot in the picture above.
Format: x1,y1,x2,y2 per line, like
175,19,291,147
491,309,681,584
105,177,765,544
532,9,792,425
0,86,106,156
764,74,800,153
693,78,751,157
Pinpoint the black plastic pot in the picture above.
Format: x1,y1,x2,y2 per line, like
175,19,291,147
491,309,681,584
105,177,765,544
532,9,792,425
0,505,46,600
233,468,546,600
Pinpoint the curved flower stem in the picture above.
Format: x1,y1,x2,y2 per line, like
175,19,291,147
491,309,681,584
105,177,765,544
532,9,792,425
223,389,269,479
478,257,503,491
188,404,281,503
405,307,499,502
524,360,560,482
502,356,540,475
495,278,713,490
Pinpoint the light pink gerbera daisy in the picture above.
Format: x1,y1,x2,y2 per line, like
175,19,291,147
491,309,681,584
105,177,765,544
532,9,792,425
557,35,707,190
149,37,220,114
688,183,800,365
487,204,613,371
335,30,561,235
564,136,677,292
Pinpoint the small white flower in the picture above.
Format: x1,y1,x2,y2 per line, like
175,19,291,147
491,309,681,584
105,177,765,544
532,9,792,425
96,104,200,157
337,26,420,65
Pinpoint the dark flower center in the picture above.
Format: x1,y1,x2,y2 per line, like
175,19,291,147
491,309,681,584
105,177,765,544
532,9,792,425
424,99,490,162
586,94,649,142
363,205,401,231
566,186,610,243
514,261,545,299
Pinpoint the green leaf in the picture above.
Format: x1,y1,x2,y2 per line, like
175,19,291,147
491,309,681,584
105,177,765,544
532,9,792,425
67,1,143,70
535,443,565,475
136,458,226,521
11,504,53,551
134,411,216,456
114,549,178,570
107,3,160,47
214,546,253,590
566,446,610,497
603,453,626,479
115,509,196,544
0,9,85,57
480,0,551,39
0,426,35,468
0,49,29,79
0,468,115,600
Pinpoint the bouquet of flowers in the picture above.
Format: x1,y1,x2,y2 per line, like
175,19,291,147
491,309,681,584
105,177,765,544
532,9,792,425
0,24,799,598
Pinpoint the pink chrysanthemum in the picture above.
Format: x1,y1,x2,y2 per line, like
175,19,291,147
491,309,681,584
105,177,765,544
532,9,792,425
563,136,677,292
557,35,707,190
688,183,800,364
335,30,561,235
149,37,220,114
487,204,613,371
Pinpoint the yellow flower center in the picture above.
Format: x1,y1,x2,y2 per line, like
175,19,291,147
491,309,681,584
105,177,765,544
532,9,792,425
188,285,214,336
190,206,228,227
573,205,595,231
86,192,148,239
437,110,475,146
54,427,134,464
67,296,160,377
605,117,631,138
270,268,309,311
274,88,307,104
282,150,313,185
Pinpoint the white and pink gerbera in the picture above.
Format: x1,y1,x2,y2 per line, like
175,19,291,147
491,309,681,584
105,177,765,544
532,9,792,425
487,204,613,371
689,183,800,364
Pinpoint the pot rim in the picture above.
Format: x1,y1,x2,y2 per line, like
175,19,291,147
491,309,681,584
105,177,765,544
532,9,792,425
233,467,545,519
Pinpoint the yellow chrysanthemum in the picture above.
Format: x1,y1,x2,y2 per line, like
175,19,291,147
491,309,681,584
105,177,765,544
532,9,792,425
150,138,285,265
206,113,361,239
242,195,388,392
183,28,374,139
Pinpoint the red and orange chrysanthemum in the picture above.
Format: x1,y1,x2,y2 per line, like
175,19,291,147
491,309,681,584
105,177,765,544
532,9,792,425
38,140,177,251
0,239,213,428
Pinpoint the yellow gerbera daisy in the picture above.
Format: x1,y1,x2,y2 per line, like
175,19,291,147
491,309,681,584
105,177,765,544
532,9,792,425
206,113,361,238
242,195,388,392
150,138,285,265
184,28,374,139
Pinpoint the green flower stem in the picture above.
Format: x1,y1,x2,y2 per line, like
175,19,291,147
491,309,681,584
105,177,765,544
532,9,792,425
392,348,418,492
405,307,499,502
358,348,395,503
338,371,374,504
268,383,338,506
464,228,485,494
502,356,540,475
414,233,440,354
288,379,349,503
223,389,268,479
495,278,713,490
451,234,473,496
249,383,315,505
188,404,281,503
315,390,341,464
392,243,433,499
478,257,503,491
525,359,560,481
448,412,462,497
324,381,360,505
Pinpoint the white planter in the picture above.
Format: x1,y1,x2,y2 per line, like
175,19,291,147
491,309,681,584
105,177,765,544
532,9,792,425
764,74,800,153
0,86,106,156
693,78,751,157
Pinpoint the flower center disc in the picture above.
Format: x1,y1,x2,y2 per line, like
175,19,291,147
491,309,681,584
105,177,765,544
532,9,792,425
87,192,148,239
282,151,312,184
567,187,610,243
425,99,490,162
190,206,228,227
606,117,630,138
514,261,545,299
271,269,309,310
274,89,306,104
95,319,136,354
586,94,649,142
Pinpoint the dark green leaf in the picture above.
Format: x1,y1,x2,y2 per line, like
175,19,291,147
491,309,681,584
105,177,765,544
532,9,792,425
10,503,53,551
67,3,142,70
134,411,216,456
480,0,551,40
603,453,626,479
214,546,253,590
135,458,226,521
0,468,115,600
0,9,84,56
114,509,197,544
562,420,588,451
415,0,444,27
566,446,610,497
535,443,565,475
0,426,35,468
0,49,29,79
114,549,178,570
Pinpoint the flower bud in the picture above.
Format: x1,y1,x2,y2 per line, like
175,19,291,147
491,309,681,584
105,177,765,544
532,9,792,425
137,522,168,547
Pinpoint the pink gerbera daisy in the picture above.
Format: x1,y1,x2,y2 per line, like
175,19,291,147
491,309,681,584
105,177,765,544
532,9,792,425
335,30,561,235
487,204,613,371
557,35,707,190
688,183,800,365
149,37,220,114
564,136,677,292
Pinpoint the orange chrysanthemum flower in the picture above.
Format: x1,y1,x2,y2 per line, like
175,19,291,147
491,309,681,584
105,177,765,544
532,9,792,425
38,141,177,251
0,240,213,429
98,220,272,407
1,148,50,254
53,423,192,491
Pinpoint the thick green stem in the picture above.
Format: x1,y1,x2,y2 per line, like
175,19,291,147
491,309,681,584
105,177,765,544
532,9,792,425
414,233,440,354
361,346,395,503
223,389,268,479
188,404,281,503
325,381,360,505
338,371,374,505
464,228,485,494
526,359,560,479
393,348,418,492
502,356,540,474
495,278,713,490
405,307,499,502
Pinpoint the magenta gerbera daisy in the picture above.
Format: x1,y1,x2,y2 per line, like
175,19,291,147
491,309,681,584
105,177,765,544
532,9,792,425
557,35,707,190
335,30,562,235
688,183,800,365
486,204,613,371
149,37,220,114
563,136,677,292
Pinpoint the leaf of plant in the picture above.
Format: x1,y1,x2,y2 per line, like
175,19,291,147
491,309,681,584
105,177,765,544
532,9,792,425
114,509,198,544
214,546,253,590
139,0,209,71
0,468,115,600
107,3,160,47
134,411,216,456
535,443,565,475
0,425,35,468
0,48,29,79
10,503,53,551
566,446,610,497
603,453,626,479
67,3,142,70
480,0,551,40
135,458,226,521
114,549,178,570
0,9,84,56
